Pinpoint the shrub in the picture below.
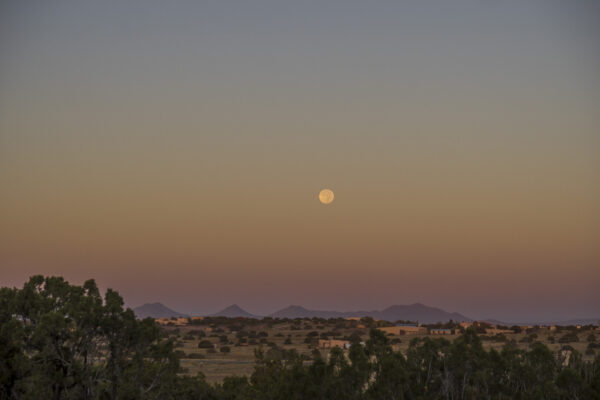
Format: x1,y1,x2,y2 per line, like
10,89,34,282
559,333,579,343
284,338,292,345
494,334,508,343
220,346,231,353
174,350,186,359
311,349,322,359
198,340,214,349
585,348,595,356
189,329,206,338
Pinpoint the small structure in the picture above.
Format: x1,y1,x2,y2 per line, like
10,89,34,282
154,317,188,326
430,328,453,335
175,317,188,326
519,325,533,331
459,321,473,329
379,323,427,336
485,327,513,335
318,339,351,349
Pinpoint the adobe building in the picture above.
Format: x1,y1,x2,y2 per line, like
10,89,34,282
318,339,351,349
485,327,514,335
430,328,453,335
378,323,427,336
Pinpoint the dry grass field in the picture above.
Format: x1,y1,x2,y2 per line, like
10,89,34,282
161,320,599,383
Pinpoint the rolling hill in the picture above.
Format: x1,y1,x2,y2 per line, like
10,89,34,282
133,302,188,319
211,304,259,318
269,303,472,323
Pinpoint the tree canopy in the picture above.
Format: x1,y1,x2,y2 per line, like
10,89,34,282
1,276,599,399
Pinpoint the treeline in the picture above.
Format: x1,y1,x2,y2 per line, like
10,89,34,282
1,276,599,399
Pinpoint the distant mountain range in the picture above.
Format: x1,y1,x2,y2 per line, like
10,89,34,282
133,303,188,319
134,302,472,323
133,302,599,325
268,303,472,324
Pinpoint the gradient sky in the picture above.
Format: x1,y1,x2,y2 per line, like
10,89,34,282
1,1,599,323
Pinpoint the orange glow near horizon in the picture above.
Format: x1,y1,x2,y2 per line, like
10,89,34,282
0,1,599,322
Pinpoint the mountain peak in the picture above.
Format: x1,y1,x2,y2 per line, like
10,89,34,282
133,302,188,319
269,303,472,323
211,304,258,318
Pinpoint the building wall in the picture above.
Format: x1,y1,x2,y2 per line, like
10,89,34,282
378,326,427,335
318,339,351,349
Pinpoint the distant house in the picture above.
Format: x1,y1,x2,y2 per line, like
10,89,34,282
485,327,513,335
519,325,533,331
174,317,189,326
155,318,171,326
318,339,351,349
379,323,427,336
459,321,473,329
190,316,204,322
155,317,188,326
430,328,453,335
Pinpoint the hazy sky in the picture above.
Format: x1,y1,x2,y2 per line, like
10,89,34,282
1,1,599,322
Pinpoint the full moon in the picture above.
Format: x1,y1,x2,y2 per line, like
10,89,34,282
318,189,334,204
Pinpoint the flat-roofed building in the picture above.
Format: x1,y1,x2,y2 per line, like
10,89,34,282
318,339,351,349
379,323,427,336
430,328,453,335
485,328,513,335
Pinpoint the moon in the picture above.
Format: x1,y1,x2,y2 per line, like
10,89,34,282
318,189,334,204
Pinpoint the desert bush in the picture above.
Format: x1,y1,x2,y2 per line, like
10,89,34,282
198,340,214,349
559,332,579,343
174,350,186,359
220,346,231,353
585,348,595,356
